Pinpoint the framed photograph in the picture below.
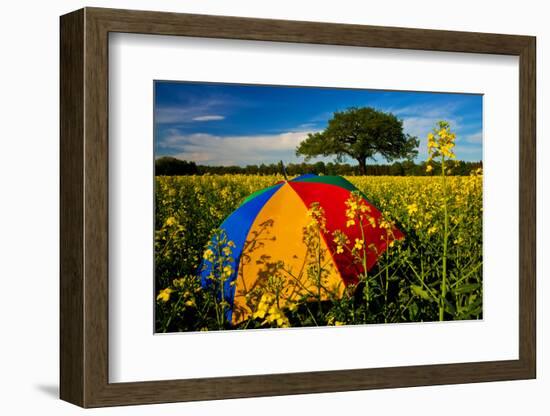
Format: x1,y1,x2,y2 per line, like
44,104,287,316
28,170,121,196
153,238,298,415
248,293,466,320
60,7,536,408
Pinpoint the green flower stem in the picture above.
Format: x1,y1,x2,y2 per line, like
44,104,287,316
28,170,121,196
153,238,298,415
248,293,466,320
440,156,448,321
359,221,369,311
162,294,184,332
317,231,322,313
384,236,390,323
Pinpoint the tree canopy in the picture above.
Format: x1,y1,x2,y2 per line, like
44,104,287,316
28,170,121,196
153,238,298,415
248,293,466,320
155,158,482,177
155,157,198,175
296,107,419,174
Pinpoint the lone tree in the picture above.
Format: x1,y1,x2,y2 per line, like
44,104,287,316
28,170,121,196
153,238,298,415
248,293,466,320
296,107,419,174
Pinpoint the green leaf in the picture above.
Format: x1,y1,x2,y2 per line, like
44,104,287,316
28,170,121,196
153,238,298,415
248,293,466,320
408,303,419,320
465,295,483,314
455,283,481,295
443,299,457,316
411,285,433,301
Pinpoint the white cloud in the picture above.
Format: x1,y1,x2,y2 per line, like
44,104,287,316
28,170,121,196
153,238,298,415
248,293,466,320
159,131,317,166
389,102,462,119
385,102,483,161
156,107,198,124
463,131,483,144
192,115,225,121
297,122,318,129
453,145,483,162
403,116,459,137
402,116,461,160
155,98,227,124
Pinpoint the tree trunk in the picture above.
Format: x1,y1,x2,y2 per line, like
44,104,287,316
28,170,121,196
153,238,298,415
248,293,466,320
357,158,367,175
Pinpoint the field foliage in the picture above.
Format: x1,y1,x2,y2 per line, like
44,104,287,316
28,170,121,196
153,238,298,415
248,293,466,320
155,171,483,332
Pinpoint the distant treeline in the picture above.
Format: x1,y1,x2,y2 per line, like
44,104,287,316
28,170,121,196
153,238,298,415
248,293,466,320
155,156,482,177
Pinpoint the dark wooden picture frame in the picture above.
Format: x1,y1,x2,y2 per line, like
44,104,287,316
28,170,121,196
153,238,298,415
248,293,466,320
60,7,536,408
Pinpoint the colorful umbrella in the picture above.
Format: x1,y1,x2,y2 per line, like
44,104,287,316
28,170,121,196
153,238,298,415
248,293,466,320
200,174,404,324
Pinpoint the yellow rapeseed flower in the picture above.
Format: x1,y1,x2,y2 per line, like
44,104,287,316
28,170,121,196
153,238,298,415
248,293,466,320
359,204,371,213
156,288,173,303
203,248,214,261
407,203,418,216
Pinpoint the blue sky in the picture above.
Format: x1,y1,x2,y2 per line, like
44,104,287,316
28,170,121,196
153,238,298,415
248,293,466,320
154,81,482,166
